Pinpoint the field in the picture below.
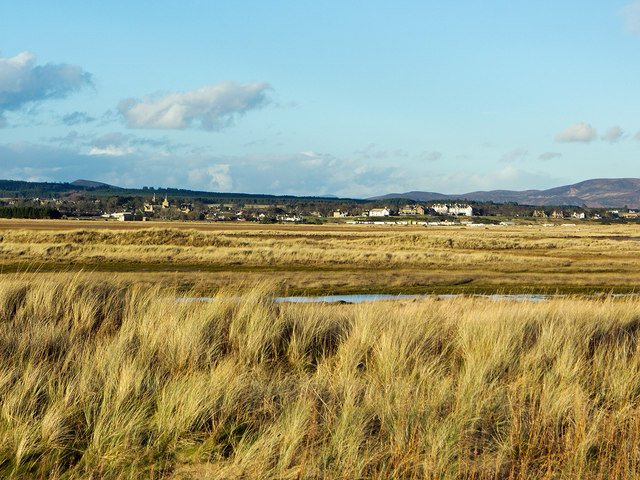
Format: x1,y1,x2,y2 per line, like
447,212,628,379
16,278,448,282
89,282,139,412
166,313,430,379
2,219,640,295
3,219,640,478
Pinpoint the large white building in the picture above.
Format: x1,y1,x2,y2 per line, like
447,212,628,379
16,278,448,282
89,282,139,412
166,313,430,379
432,204,473,216
369,207,391,217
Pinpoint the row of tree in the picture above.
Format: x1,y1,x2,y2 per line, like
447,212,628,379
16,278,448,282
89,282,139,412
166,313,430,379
0,206,62,219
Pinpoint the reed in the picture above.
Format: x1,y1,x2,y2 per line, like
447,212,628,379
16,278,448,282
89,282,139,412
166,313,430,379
2,274,640,478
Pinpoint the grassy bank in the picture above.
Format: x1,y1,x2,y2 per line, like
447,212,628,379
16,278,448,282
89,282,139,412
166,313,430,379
3,224,640,293
3,275,640,478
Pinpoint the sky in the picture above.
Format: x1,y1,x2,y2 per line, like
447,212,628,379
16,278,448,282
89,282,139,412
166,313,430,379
1,1,640,198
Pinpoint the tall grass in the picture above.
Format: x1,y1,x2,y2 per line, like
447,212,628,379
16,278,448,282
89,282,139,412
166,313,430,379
2,226,639,272
2,275,640,478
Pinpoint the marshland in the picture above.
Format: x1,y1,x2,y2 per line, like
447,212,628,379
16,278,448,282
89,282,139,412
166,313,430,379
2,220,640,478
2,220,640,295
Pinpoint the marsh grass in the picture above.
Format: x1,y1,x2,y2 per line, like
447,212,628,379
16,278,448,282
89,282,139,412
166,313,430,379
1,226,640,273
6,225,640,295
3,275,640,478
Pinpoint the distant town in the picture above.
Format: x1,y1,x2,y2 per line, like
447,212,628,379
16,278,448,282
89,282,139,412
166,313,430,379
0,179,638,225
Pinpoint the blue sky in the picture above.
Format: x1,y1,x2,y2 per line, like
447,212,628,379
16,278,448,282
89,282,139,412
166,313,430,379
1,1,639,197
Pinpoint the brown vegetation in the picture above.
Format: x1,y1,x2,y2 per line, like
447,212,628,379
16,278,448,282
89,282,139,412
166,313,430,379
2,223,640,294
3,275,640,478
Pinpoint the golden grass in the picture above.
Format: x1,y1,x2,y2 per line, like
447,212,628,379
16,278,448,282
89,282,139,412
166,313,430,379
3,274,640,478
2,223,640,293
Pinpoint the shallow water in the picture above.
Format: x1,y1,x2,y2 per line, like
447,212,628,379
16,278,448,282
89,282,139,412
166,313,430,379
274,294,558,303
180,293,637,304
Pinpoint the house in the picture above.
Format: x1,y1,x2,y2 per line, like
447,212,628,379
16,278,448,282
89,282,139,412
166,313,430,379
431,204,473,216
432,204,448,215
112,212,142,221
333,210,348,217
450,205,472,216
399,205,425,215
369,208,391,217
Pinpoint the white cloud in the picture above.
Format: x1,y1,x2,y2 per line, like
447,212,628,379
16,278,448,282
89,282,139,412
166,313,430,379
0,142,562,199
603,126,624,142
555,122,597,142
188,165,232,191
88,146,135,156
300,151,321,158
539,152,562,161
623,1,640,35
0,51,92,125
118,81,271,130
635,130,640,141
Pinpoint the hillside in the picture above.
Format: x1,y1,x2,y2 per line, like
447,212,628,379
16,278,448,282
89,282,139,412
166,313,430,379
0,179,361,205
373,178,640,208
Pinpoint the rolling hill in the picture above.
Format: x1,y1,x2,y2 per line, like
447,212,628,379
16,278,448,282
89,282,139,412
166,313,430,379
372,178,640,208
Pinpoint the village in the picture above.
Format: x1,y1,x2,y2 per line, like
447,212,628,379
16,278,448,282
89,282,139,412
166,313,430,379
2,190,637,225
89,197,639,225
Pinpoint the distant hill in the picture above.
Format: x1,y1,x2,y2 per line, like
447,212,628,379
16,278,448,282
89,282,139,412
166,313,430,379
0,179,362,205
371,178,640,208
71,179,118,189
4,177,640,208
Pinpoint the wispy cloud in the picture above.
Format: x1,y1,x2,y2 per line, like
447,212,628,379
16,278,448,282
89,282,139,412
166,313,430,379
555,122,597,142
539,152,562,161
623,0,640,35
118,81,271,130
355,143,389,160
417,150,443,162
440,165,563,193
0,139,568,198
0,51,92,126
92,132,130,149
85,131,187,156
62,111,95,125
500,148,528,163
88,132,135,156
88,146,135,156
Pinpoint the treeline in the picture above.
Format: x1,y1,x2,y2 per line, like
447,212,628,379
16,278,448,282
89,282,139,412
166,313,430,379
0,206,62,219
0,180,81,198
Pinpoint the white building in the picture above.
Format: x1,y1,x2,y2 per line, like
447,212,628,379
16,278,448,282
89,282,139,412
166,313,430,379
369,208,391,217
111,212,142,221
431,204,473,216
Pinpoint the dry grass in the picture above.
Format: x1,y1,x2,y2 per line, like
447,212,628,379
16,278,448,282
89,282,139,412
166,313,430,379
3,274,640,478
2,224,640,293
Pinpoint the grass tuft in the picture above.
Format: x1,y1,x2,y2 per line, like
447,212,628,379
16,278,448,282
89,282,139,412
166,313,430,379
2,275,640,478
